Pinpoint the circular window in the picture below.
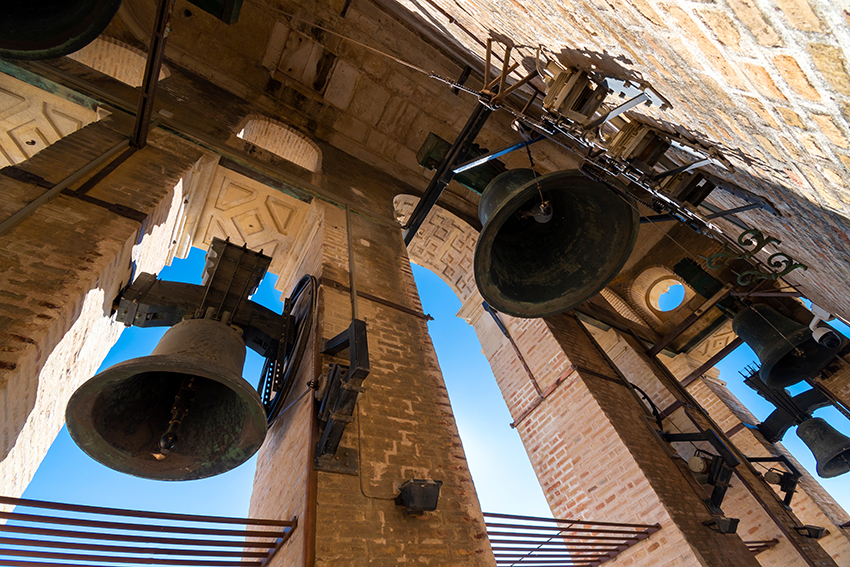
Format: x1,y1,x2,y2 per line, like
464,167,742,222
648,279,686,312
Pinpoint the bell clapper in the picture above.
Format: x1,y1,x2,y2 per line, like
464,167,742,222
521,134,552,224
159,376,199,454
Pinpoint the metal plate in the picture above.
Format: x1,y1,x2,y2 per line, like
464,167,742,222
314,446,359,475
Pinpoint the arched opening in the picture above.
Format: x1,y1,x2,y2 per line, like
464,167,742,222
67,38,171,87
236,117,322,173
629,266,696,324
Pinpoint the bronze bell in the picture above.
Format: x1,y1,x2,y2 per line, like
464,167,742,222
66,317,267,481
473,169,639,318
796,417,850,478
0,0,123,60
732,304,840,388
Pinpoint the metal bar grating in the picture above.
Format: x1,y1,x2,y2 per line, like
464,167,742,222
484,512,661,567
0,496,296,567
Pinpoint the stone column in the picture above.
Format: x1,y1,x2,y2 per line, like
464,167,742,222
0,115,205,499
248,200,494,566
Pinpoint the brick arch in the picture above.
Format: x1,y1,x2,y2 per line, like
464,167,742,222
600,287,650,326
236,116,322,173
393,194,478,303
627,265,697,325
68,38,170,88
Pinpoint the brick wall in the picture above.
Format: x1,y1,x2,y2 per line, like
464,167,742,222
387,0,850,325
248,199,494,563
0,116,204,499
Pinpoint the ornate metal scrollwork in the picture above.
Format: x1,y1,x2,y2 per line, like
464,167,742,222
704,229,780,269
702,228,807,285
734,253,808,286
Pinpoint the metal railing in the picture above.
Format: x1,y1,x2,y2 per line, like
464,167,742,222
0,496,296,567
484,512,661,566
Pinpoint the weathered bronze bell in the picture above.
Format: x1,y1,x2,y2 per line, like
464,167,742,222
473,169,639,318
0,0,123,60
796,417,850,478
732,305,840,388
66,317,267,481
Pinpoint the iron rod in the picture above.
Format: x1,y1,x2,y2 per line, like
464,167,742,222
0,548,260,566
0,538,268,558
485,522,651,535
487,539,621,549
0,525,277,548
0,496,293,527
679,337,744,387
483,512,661,530
403,103,491,245
453,135,546,175
0,137,131,237
487,532,639,542
346,205,359,320
132,0,176,148
705,203,763,219
0,511,283,538
491,548,606,556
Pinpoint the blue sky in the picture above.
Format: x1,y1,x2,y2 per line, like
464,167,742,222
20,247,849,524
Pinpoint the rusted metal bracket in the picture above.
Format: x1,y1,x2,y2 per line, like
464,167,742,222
509,365,577,429
320,277,432,321
316,320,370,465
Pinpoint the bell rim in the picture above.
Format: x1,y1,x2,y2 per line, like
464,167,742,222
0,0,124,60
66,354,267,481
473,169,638,318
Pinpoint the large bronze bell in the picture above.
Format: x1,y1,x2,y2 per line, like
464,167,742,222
0,0,123,60
473,169,639,318
66,317,267,481
796,417,850,478
732,305,840,388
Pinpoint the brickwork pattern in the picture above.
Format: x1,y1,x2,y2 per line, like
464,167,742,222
0,117,204,499
248,197,493,563
384,0,850,327
67,37,170,88
237,116,322,173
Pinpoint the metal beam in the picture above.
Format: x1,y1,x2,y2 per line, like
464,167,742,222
132,0,176,148
403,103,492,245
452,134,544,175
647,283,732,356
680,337,744,387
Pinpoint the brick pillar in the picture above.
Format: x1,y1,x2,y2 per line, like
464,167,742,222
0,116,204,499
817,345,850,418
537,312,761,566
609,330,841,567
248,201,494,566
596,329,850,565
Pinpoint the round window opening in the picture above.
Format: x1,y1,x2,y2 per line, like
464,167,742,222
649,279,686,312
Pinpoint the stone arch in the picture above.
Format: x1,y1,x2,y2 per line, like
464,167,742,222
236,116,322,173
627,265,696,326
67,38,170,87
